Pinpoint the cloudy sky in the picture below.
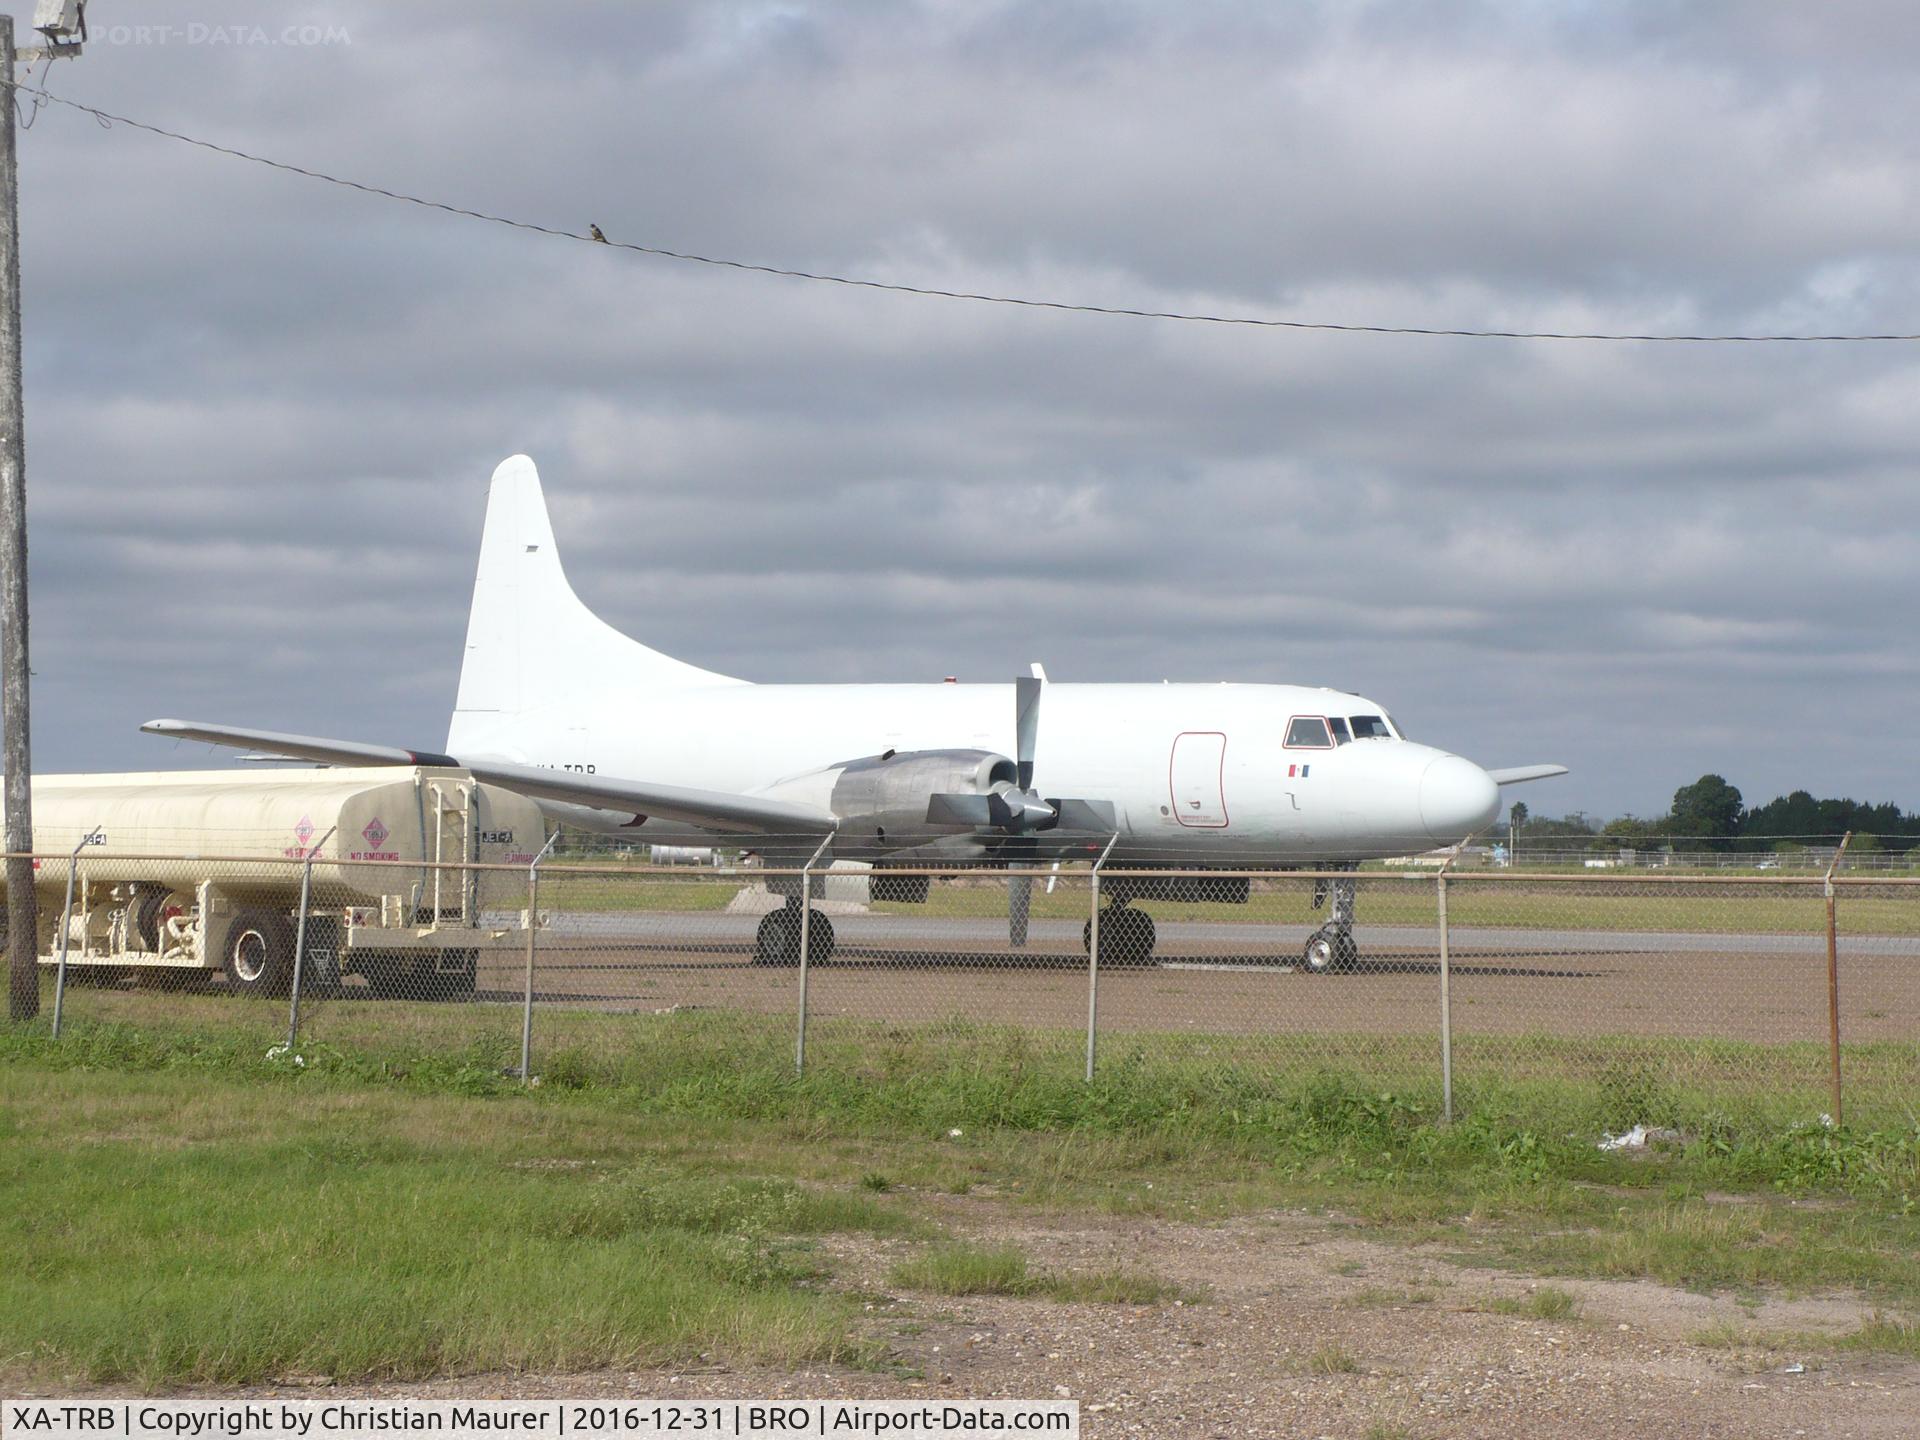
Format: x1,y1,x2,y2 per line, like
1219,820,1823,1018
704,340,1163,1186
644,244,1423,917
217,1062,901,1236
10,0,1919,821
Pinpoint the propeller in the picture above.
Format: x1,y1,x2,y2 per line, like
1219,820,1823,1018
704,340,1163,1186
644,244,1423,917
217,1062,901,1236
924,664,1118,844
917,665,1116,948
988,672,1056,832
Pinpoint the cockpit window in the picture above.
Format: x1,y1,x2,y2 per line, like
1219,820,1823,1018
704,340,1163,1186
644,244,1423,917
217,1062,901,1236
1327,716,1352,745
1349,714,1393,740
1285,715,1334,748
1386,713,1407,740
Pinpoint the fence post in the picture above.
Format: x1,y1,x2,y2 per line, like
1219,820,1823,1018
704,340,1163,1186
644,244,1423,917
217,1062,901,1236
794,834,834,1075
1824,832,1852,1127
1085,834,1119,1083
1436,845,1463,1124
519,830,561,1082
285,825,337,1052
49,826,102,1040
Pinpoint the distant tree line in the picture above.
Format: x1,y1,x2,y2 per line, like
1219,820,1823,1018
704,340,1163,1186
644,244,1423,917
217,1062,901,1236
1509,775,1920,854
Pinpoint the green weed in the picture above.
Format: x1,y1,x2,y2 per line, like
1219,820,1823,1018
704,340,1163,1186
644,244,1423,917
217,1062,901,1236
1305,1341,1360,1375
1489,1286,1579,1320
888,1242,1187,1305
1841,1312,1920,1358
892,1244,1034,1297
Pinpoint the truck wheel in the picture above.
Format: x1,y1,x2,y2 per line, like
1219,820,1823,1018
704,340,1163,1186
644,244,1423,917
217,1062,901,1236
221,909,295,996
132,886,172,952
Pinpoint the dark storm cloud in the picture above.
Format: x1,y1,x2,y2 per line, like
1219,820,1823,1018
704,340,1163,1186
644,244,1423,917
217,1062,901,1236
10,0,1919,818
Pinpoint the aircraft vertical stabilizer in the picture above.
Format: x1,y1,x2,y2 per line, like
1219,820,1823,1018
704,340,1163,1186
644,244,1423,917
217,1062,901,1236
448,455,741,750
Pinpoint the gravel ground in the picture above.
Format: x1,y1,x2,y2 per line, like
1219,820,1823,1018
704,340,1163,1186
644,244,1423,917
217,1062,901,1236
54,1200,1918,1440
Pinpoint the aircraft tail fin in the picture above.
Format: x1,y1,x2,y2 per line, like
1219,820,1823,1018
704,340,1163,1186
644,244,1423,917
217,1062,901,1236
449,455,740,750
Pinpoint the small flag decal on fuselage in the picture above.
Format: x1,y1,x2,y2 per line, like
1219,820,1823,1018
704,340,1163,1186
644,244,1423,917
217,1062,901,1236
1288,763,1311,778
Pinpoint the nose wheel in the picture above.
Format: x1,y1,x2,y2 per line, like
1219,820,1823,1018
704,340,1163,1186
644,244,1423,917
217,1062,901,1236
1302,925,1358,974
1301,872,1360,974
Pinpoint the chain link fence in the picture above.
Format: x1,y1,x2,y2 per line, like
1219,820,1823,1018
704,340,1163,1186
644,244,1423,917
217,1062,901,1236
10,846,1916,1128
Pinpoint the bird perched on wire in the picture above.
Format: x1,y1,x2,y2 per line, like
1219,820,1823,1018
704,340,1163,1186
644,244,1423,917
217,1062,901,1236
589,223,609,243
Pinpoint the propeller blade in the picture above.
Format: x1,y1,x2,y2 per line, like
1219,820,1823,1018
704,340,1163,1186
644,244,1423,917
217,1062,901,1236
926,793,993,827
1049,798,1118,831
1014,673,1042,793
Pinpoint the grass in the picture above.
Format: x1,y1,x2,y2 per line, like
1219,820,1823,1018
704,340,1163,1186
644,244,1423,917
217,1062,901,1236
1479,1196,1920,1297
1305,1341,1361,1375
38,979,1920,1132
0,1071,922,1387
892,1243,1034,1296
1841,1312,1920,1359
1687,1312,1919,1360
1348,1286,1438,1308
485,864,1920,935
889,1241,1187,1305
1488,1286,1580,1320
537,876,742,913
4,1007,1919,1387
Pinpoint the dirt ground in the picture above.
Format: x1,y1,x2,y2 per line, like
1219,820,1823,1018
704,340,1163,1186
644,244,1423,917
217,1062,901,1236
479,934,1919,1046
80,1199,1918,1440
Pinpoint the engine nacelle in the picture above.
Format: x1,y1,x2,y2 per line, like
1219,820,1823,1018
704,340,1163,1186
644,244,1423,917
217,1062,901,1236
828,748,1016,843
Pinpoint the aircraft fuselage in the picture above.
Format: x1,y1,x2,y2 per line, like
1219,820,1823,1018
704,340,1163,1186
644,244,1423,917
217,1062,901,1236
487,679,1500,861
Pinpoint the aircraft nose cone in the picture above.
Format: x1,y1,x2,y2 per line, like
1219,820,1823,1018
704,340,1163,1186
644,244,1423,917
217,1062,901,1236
1419,756,1501,843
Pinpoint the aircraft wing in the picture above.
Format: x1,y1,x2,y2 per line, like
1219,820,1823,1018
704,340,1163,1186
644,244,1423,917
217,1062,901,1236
1486,764,1570,786
140,719,837,836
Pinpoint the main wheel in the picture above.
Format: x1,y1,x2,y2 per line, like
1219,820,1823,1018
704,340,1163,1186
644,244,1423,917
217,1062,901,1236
1114,908,1156,966
756,909,835,965
1082,908,1157,966
805,910,836,964
221,909,295,996
755,909,798,965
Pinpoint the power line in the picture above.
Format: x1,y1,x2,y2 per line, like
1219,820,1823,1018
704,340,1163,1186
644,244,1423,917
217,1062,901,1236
16,77,1920,345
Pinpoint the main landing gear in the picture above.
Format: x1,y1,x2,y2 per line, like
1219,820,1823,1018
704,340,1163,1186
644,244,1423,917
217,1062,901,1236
1081,900,1157,966
1302,873,1358,974
754,898,836,966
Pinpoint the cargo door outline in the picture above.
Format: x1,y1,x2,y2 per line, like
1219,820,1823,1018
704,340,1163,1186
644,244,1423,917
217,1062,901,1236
1169,731,1229,828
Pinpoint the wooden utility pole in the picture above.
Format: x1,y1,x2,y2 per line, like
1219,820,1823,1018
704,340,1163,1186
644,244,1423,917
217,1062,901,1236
1,15,38,1022
1,5,88,1021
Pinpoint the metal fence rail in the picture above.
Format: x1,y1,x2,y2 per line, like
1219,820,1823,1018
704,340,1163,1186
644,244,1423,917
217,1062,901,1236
10,848,1916,1127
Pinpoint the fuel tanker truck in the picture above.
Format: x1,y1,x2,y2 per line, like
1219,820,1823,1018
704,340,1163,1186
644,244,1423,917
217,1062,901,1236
0,767,548,998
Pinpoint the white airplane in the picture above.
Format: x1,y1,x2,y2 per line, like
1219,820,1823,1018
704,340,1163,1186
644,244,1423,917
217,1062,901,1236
145,455,1566,971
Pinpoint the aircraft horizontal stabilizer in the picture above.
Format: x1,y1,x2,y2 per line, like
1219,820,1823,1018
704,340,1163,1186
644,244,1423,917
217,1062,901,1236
1486,764,1570,786
140,719,836,836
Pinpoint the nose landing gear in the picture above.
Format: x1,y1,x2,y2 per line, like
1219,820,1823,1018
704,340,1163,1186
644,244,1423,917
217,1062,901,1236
1302,873,1359,974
